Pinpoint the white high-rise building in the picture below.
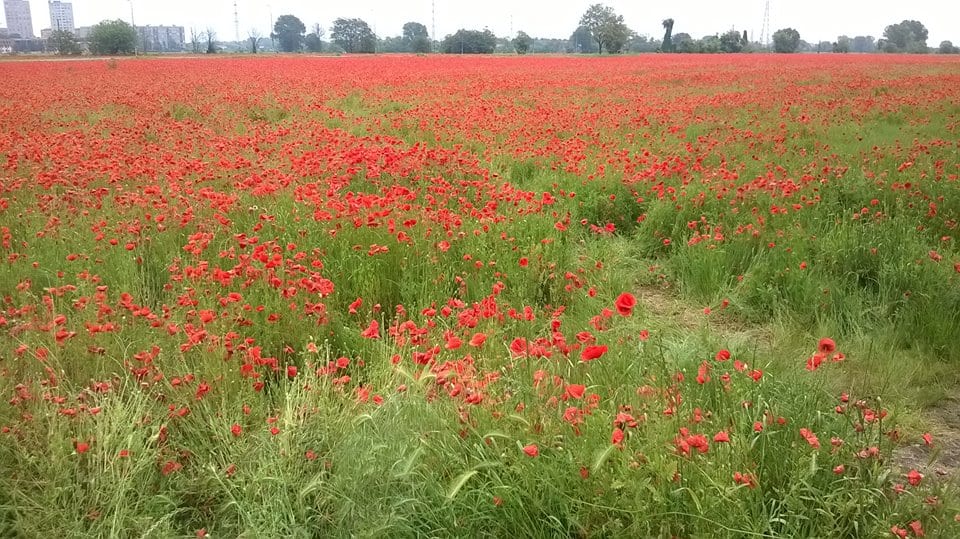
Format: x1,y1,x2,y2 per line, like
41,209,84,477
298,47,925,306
48,1,74,33
3,0,34,38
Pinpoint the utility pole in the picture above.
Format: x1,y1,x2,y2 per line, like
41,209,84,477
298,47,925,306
129,0,138,55
233,1,240,43
267,4,274,50
431,0,436,52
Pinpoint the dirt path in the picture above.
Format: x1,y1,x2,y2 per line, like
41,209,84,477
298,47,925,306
638,284,774,346
894,398,960,481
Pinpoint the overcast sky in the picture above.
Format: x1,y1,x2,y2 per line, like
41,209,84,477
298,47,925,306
4,0,959,45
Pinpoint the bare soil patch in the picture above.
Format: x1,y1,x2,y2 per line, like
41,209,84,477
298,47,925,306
894,397,960,482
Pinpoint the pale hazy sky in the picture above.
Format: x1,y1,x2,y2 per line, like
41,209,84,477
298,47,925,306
4,0,959,45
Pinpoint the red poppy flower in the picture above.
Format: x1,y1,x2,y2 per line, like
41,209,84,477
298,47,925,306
817,338,836,354
361,319,380,339
906,469,923,486
614,292,636,316
565,384,586,399
611,427,625,446
580,344,607,362
799,428,820,449
806,353,825,371
509,337,528,357
469,332,487,347
522,444,539,457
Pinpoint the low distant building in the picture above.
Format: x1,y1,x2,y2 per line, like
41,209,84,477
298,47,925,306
7,38,45,52
136,25,185,52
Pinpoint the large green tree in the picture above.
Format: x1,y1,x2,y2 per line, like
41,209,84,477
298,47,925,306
699,35,721,53
569,26,595,53
304,33,323,52
441,29,497,54
273,15,306,52
402,22,431,53
661,19,675,52
48,30,82,56
772,28,801,53
304,24,325,53
833,35,851,53
673,32,696,53
719,29,744,52
881,20,928,53
578,4,632,54
88,20,137,55
331,18,377,53
512,31,532,54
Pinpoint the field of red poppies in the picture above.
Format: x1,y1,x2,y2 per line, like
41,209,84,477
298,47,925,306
1,54,959,537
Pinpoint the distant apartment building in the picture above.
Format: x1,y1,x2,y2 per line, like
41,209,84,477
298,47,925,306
48,1,74,33
3,0,34,38
136,25,185,52
74,25,92,40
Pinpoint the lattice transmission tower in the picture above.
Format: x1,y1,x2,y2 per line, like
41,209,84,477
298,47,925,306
760,0,771,49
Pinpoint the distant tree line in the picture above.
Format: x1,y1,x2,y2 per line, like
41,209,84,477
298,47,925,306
64,4,955,56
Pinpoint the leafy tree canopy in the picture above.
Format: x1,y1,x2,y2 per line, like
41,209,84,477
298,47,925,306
719,29,744,53
578,4,632,54
89,19,137,56
402,22,431,53
305,33,323,53
48,30,82,56
673,32,696,53
881,20,928,53
569,26,595,53
332,18,377,54
273,15,306,53
772,28,801,53
513,31,532,54
939,40,959,54
441,29,497,54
